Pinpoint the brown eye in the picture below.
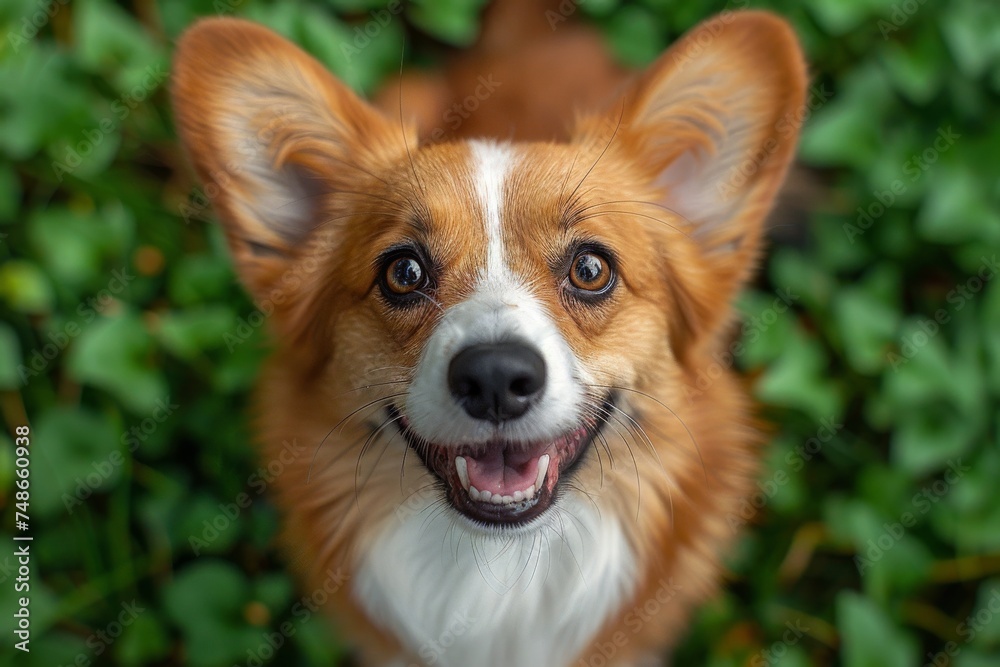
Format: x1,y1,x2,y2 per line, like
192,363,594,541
569,251,613,292
385,255,425,295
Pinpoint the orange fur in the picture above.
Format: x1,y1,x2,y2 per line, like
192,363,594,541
172,7,806,665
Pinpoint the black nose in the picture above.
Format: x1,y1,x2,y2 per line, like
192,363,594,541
448,342,547,423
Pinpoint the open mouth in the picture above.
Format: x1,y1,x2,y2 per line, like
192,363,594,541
389,398,610,527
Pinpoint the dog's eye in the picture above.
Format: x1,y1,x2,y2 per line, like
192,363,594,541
569,251,613,292
385,255,426,295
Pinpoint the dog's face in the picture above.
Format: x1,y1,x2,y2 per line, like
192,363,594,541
172,12,805,662
311,135,689,527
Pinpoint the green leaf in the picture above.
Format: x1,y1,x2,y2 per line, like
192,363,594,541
882,323,953,408
735,289,797,369
807,0,892,35
67,311,167,413
155,307,237,360
30,406,121,518
879,26,946,104
799,64,893,169
305,5,408,94
968,580,1000,646
295,9,357,88
890,392,979,474
75,0,166,90
754,326,843,422
982,282,1000,395
253,573,295,614
768,247,836,314
918,162,1000,245
0,323,22,389
167,254,238,307
0,162,19,222
293,613,349,666
579,0,620,18
163,560,261,667
115,610,171,666
0,46,92,160
604,5,665,66
27,204,132,289
955,651,1000,667
173,494,242,556
941,1,1000,79
408,0,487,47
833,286,899,374
0,260,55,313
837,591,918,667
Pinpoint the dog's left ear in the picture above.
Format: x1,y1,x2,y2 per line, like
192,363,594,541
587,11,807,356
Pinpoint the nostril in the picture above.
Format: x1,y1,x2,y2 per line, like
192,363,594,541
452,377,480,400
447,342,547,422
509,374,540,398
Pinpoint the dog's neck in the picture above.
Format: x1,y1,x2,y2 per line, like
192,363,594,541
353,491,636,666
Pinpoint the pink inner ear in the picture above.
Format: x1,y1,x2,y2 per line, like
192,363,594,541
650,115,759,244
234,159,319,243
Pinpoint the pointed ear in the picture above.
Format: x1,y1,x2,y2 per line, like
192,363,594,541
589,11,807,354
171,18,407,299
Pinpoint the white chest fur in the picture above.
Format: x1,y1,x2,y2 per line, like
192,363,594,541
353,496,636,667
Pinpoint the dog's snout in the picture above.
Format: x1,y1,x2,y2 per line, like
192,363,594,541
448,342,546,423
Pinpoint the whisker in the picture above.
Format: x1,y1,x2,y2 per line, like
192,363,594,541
354,413,405,512
574,208,690,239
601,409,644,523
333,379,408,398
559,145,583,206
569,199,695,239
397,45,428,201
565,98,626,210
307,392,406,482
590,382,708,483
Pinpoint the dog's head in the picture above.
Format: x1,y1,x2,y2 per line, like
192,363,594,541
172,13,804,537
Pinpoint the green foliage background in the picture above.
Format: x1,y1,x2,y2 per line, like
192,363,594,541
1,0,999,665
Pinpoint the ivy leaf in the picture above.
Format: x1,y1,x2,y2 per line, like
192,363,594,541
837,591,918,667
67,311,167,413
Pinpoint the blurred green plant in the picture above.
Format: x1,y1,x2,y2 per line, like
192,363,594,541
1,0,999,665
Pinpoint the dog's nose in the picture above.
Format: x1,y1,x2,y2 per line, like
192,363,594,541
448,342,547,423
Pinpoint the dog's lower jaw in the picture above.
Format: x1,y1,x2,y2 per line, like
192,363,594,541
393,396,611,529
351,489,638,667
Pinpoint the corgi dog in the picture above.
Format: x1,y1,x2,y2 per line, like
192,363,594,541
171,4,806,666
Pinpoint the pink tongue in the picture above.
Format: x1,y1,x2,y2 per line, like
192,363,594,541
464,447,543,496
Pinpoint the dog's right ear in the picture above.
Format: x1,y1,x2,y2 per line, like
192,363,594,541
171,18,407,299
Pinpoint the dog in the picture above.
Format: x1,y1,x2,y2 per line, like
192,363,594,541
171,3,806,664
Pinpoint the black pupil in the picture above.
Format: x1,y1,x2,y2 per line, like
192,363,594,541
575,254,603,286
392,257,422,289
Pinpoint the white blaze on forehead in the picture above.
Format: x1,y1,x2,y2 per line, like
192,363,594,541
470,140,515,283
404,139,588,446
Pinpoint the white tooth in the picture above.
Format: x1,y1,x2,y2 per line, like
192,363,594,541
469,486,481,501
481,490,492,502
455,457,470,491
491,494,503,505
501,495,514,504
525,485,535,499
534,454,550,490
513,491,524,502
